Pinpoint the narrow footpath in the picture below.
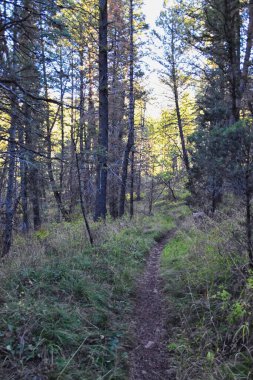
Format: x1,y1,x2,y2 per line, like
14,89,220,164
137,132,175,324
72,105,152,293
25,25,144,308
129,233,175,380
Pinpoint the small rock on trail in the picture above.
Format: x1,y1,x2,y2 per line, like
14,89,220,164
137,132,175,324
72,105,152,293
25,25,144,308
129,234,175,380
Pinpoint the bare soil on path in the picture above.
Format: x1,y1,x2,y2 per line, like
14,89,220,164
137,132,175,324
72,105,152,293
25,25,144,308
129,233,176,380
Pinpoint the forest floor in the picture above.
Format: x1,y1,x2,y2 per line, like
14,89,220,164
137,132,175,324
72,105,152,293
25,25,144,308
0,199,180,379
1,197,252,379
130,198,253,380
129,231,176,380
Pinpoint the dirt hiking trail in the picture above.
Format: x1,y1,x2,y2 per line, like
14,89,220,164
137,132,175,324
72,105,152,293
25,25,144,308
129,233,175,380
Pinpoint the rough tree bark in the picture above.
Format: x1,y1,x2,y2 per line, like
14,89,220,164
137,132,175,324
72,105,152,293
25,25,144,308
18,124,29,232
130,150,134,218
119,0,135,217
2,0,19,256
94,0,109,221
2,99,17,256
22,99,41,231
85,47,96,212
78,49,87,212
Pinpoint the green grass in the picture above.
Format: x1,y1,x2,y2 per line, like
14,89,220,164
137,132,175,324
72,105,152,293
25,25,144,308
0,206,178,379
162,232,192,264
5,196,251,379
161,211,253,380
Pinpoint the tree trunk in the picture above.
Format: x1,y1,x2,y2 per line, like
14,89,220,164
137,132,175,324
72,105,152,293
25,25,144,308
173,81,190,173
108,26,125,219
85,47,96,212
69,51,78,214
130,150,134,218
18,124,29,232
59,47,65,205
225,0,241,123
25,104,41,230
75,148,93,245
136,105,146,202
2,0,18,256
148,166,155,215
2,100,17,256
171,24,190,173
78,49,87,213
119,0,135,217
239,0,253,114
94,0,109,221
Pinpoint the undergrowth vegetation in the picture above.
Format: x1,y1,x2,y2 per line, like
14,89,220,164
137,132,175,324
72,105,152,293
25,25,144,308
0,209,175,380
161,204,253,380
3,193,252,380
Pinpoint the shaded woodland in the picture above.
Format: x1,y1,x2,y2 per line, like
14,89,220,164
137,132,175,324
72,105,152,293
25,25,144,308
0,0,149,255
0,0,253,379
